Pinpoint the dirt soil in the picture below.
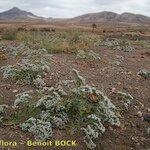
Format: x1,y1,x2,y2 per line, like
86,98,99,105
0,33,150,150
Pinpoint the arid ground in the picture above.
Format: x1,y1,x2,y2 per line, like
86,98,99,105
0,23,150,150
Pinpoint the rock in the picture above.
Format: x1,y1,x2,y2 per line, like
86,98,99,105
143,114,150,122
137,111,142,117
111,88,116,93
147,108,150,113
128,71,132,75
130,122,135,127
136,142,140,146
13,89,18,93
117,82,121,85
108,126,113,131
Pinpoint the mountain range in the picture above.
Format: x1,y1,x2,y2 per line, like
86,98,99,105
0,7,44,21
0,7,150,25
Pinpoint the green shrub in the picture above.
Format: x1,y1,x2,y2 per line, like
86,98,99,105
16,69,120,149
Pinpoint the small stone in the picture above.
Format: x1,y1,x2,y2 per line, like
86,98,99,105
137,111,142,117
91,83,95,86
143,114,150,122
108,126,113,131
139,102,144,108
117,82,121,85
13,89,18,93
137,142,140,146
111,88,116,93
147,108,150,113
131,137,135,141
130,122,135,127
141,137,146,142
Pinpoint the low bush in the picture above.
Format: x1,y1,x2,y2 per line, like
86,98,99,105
14,69,121,149
138,69,150,79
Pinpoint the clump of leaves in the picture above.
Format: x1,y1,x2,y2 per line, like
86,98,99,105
121,45,135,52
20,117,52,140
77,50,100,61
115,91,133,110
81,114,105,149
0,104,8,124
147,128,150,135
14,91,33,108
138,69,150,79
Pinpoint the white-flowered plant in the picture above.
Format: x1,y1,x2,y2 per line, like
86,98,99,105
20,117,52,140
33,75,46,89
1,45,51,88
116,91,133,110
16,69,121,149
138,69,150,79
14,91,33,108
81,114,106,149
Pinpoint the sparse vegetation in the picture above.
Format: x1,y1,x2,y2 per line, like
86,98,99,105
1,69,121,149
0,24,149,150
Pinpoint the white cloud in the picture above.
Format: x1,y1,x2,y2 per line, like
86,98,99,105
0,0,149,18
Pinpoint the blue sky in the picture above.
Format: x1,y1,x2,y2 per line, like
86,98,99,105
0,0,149,18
